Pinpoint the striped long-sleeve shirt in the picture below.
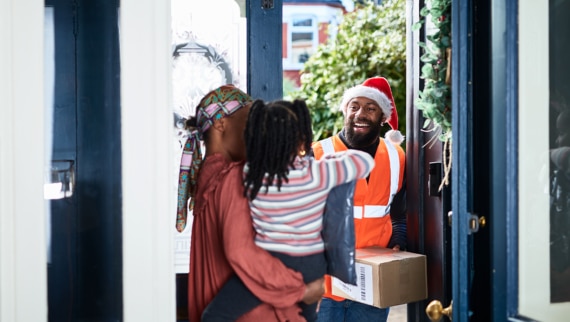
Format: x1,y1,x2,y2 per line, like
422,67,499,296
244,149,375,256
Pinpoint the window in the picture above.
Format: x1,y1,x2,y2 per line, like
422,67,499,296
284,15,318,70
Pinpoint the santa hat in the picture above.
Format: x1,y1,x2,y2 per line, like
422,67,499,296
340,76,404,145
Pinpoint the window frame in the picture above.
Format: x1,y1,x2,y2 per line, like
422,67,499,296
283,14,319,70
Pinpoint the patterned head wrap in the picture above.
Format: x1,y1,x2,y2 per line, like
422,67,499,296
176,85,252,232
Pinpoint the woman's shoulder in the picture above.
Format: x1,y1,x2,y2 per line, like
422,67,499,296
223,159,246,180
199,154,245,186
212,160,247,201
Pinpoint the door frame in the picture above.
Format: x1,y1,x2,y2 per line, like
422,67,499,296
450,0,472,320
247,0,283,100
504,0,521,319
120,0,175,321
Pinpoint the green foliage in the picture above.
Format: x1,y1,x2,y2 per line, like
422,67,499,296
283,77,299,100
412,0,452,143
292,0,407,141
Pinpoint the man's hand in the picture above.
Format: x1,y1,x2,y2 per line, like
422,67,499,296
301,277,325,304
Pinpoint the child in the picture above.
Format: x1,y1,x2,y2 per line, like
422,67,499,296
201,99,375,321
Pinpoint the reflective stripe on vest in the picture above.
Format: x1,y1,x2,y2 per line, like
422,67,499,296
321,137,335,155
320,137,400,218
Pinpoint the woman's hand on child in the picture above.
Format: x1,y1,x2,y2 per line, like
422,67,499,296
302,277,325,304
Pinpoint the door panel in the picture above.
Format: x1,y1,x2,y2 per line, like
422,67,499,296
406,138,452,322
470,0,492,320
47,0,122,320
46,1,78,320
451,0,498,320
75,1,122,319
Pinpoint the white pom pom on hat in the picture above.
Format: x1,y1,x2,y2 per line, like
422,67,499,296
340,76,404,145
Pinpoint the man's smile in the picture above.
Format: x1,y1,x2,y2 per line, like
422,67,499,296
351,121,371,132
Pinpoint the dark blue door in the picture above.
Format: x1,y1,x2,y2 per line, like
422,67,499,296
450,0,520,321
46,0,123,320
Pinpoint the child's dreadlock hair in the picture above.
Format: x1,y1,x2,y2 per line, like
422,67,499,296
244,99,313,201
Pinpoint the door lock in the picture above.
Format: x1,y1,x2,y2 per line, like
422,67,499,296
447,211,486,234
468,214,486,234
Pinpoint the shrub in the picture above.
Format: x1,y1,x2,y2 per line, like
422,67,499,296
292,0,406,141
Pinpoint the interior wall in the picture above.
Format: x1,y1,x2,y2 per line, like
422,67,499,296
0,0,48,321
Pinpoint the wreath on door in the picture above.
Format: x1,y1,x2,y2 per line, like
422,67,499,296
413,0,452,189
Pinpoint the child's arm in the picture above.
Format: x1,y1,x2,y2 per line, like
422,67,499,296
322,149,375,185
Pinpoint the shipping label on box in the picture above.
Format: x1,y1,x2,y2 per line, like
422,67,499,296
331,247,427,308
332,262,374,305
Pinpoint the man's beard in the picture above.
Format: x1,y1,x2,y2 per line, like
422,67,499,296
344,120,382,148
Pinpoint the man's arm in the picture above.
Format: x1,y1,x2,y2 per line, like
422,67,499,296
218,164,322,308
388,176,407,250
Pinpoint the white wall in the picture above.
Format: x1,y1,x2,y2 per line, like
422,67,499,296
0,0,48,321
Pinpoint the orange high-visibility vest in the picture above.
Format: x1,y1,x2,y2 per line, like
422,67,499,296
312,135,405,301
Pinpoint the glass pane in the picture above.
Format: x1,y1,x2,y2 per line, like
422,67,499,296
291,32,314,63
519,0,570,318
549,0,570,304
292,31,313,42
293,18,312,27
170,1,247,320
171,0,247,274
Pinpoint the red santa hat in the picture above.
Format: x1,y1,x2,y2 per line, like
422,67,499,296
340,76,404,145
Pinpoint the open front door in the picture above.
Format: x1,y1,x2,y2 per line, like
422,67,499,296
408,0,496,321
450,0,522,320
414,0,570,321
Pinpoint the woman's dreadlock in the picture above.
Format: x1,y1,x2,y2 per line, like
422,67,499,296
243,99,313,200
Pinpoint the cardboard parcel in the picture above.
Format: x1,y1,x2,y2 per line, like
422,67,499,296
332,247,427,308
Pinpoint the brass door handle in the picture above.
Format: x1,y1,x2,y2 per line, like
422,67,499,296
426,300,453,321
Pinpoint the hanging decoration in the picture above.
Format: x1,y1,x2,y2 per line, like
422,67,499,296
413,0,452,189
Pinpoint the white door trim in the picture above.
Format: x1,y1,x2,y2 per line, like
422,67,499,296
120,0,176,321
